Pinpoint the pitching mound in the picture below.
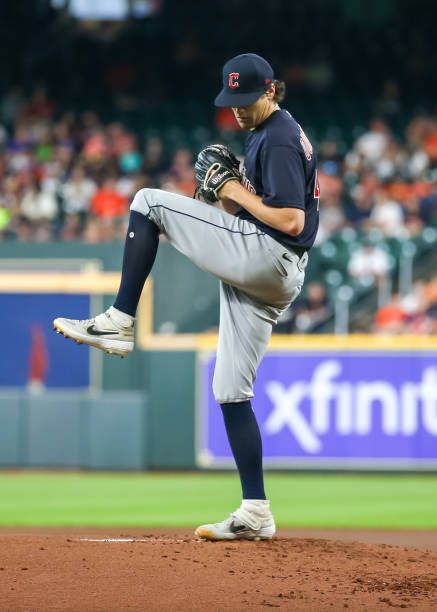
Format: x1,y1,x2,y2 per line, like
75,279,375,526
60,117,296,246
1,530,437,611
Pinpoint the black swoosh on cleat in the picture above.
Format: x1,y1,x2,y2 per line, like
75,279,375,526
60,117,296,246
229,521,250,534
86,325,119,336
282,252,293,262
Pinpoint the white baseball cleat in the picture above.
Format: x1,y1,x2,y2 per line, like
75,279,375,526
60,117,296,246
53,307,134,357
195,499,276,541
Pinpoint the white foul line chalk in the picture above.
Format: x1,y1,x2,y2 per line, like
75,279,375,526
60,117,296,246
78,538,149,543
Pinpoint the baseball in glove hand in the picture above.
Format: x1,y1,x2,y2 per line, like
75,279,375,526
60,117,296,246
194,144,241,203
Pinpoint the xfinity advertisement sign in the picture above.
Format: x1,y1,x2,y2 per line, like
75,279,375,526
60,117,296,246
197,352,437,469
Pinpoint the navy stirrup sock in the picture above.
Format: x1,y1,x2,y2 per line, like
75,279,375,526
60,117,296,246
220,400,266,500
114,210,159,317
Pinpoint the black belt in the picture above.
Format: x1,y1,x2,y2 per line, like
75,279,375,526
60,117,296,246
291,245,308,259
270,235,308,259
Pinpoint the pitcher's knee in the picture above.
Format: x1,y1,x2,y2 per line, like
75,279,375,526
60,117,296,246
130,188,153,213
212,376,254,404
130,188,164,228
130,188,147,214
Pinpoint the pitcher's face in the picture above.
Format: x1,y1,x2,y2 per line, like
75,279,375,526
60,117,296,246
232,85,276,130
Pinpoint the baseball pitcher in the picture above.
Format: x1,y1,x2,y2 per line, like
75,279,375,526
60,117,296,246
54,53,320,540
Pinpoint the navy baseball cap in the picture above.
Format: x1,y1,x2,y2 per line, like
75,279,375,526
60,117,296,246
215,53,274,108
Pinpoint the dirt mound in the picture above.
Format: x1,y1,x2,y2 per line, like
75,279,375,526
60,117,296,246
0,531,436,611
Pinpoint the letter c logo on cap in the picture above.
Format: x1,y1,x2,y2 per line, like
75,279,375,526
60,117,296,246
228,73,239,89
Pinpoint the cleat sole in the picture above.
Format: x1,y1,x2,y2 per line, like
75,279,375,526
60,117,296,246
53,319,133,357
195,525,274,542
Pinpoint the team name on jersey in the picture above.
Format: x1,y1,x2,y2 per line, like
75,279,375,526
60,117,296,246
298,125,313,161
241,165,256,194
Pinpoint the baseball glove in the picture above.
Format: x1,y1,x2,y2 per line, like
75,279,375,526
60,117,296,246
194,144,241,203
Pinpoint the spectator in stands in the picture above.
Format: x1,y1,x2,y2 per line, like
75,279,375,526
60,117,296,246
374,140,404,182
107,122,137,158
406,115,435,177
20,180,57,224
374,294,408,334
61,165,96,217
91,177,127,219
375,279,437,335
295,282,331,332
425,277,437,331
83,128,108,162
424,129,437,164
419,173,437,226
345,171,380,227
82,218,105,244
369,190,405,237
316,160,345,242
402,282,430,333
59,213,82,241
348,237,390,284
355,118,390,164
143,137,167,184
167,148,196,196
0,175,20,214
397,190,426,237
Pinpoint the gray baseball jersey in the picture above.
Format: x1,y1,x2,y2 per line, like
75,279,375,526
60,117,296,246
131,188,307,403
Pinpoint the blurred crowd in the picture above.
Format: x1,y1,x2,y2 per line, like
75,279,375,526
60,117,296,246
277,275,437,336
0,91,198,242
316,116,437,243
0,90,436,334
0,90,436,243
0,1,435,339
374,277,437,335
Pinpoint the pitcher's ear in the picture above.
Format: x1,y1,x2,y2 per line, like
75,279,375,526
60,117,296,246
273,80,286,104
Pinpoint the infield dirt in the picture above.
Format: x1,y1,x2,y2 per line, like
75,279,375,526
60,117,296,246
1,529,436,611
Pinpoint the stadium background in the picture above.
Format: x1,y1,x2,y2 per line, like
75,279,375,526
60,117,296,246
0,0,437,528
1,2,437,611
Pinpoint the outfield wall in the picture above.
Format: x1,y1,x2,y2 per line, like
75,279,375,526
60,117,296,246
0,391,147,469
0,337,436,471
195,335,437,470
1,242,436,471
0,352,196,470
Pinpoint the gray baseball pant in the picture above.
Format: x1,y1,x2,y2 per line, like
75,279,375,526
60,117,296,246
131,188,307,403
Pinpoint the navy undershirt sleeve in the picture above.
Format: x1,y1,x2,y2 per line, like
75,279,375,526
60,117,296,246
261,144,306,209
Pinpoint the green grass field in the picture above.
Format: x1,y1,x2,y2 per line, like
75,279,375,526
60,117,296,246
0,472,436,529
